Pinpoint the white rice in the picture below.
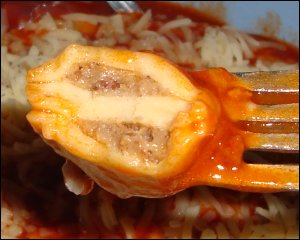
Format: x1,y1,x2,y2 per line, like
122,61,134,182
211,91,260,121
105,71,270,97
98,190,118,230
1,6,299,239
62,13,109,25
159,18,193,33
129,10,152,34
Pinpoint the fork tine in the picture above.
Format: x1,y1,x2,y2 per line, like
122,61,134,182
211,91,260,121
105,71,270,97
238,103,299,122
244,133,299,152
240,164,299,191
235,70,299,93
236,121,298,133
205,163,299,192
233,70,299,152
230,70,299,122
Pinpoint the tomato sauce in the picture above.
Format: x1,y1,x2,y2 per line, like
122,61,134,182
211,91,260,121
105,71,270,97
171,68,298,194
1,1,298,239
1,1,298,63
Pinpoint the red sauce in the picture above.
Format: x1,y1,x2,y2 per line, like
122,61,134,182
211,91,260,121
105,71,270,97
1,1,114,29
250,33,299,64
1,1,298,64
136,1,225,26
170,69,298,194
1,1,298,239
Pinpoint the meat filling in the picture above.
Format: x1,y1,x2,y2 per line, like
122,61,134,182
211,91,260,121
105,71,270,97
66,62,167,96
78,120,170,164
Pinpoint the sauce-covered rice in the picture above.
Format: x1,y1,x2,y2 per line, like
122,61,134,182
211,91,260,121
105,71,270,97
1,1,299,238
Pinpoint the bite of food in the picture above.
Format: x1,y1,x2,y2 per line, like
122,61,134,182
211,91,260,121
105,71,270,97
26,44,221,198
2,1,299,238
26,44,298,198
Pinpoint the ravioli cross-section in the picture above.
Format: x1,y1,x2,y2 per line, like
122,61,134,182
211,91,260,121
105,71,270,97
26,45,218,198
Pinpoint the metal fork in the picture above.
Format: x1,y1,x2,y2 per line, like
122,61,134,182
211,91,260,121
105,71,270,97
190,69,299,192
235,70,299,153
221,69,299,192
107,1,142,13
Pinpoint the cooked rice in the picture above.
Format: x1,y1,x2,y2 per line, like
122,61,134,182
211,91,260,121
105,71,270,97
1,5,299,239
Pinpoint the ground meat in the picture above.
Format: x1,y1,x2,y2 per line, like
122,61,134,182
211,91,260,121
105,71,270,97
78,120,170,164
66,62,166,96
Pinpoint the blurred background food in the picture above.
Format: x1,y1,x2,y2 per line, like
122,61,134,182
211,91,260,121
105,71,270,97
1,1,299,239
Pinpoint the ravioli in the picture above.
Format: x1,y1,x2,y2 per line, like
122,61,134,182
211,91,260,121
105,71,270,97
26,44,219,198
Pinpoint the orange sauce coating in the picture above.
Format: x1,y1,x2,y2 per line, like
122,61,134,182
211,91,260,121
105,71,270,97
171,69,297,193
1,1,298,238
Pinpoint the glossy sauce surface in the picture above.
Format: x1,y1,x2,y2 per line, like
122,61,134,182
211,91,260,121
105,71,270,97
170,69,298,193
1,1,298,238
3,0,298,199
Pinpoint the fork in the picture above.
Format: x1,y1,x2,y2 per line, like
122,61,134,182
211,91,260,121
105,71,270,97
220,69,299,192
234,70,299,153
106,1,142,13
182,69,299,193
